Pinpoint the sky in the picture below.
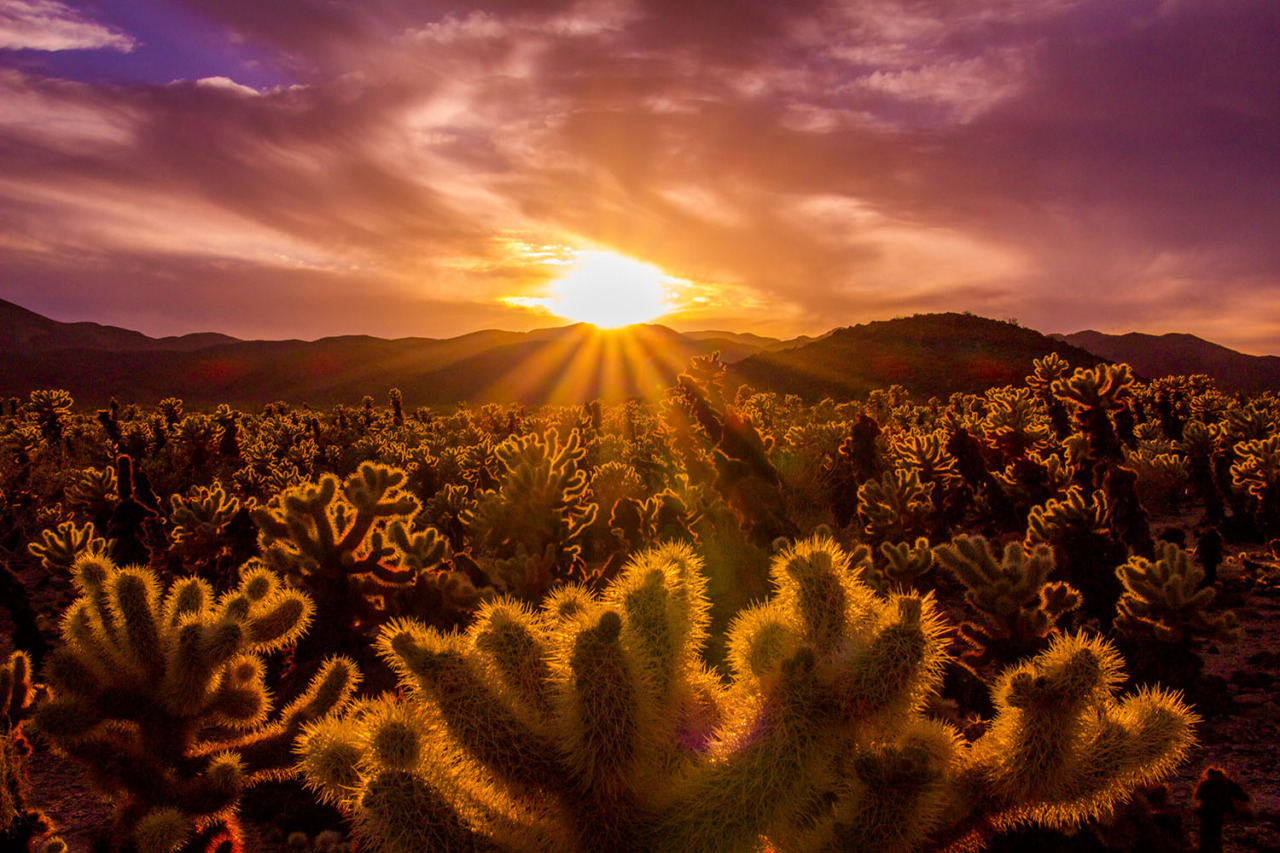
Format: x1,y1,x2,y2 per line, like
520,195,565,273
2,0,1279,352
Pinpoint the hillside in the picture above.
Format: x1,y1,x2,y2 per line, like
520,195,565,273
730,313,1106,400
0,298,239,353
1058,330,1280,394
0,304,769,407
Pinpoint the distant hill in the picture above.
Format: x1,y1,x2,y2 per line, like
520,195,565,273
0,298,239,354
1056,330,1280,394
729,313,1106,400
0,300,773,407
19,299,1271,408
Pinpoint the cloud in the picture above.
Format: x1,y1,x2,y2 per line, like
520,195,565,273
0,0,136,52
1,0,1278,352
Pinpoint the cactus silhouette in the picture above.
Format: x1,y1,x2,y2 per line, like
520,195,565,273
1025,487,1128,626
298,538,1195,853
254,462,444,678
33,555,358,852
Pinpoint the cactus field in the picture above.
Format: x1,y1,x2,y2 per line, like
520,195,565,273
2,361,1279,853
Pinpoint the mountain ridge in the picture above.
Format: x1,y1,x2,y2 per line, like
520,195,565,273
1054,330,1280,394
4,298,1275,406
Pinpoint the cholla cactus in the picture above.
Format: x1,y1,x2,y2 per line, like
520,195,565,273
168,484,245,580
1230,434,1280,537
463,429,597,595
26,389,73,446
1025,354,1071,439
254,463,449,673
961,633,1195,835
66,466,119,524
2,650,48,848
28,521,109,576
298,538,1195,853
983,387,1051,460
892,431,963,495
1025,487,1127,625
1114,543,1241,685
1052,364,1135,487
34,555,358,852
864,538,932,595
1123,446,1191,512
934,535,1080,664
857,469,935,544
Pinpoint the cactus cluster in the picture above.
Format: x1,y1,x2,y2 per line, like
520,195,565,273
298,538,1195,853
34,555,357,851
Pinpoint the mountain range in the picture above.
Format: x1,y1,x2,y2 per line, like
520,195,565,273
1,298,1275,408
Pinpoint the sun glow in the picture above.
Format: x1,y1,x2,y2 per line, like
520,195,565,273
546,250,675,328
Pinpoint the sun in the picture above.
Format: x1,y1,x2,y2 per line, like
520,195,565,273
547,251,674,328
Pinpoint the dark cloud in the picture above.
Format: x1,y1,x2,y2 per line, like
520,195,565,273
1,0,1278,351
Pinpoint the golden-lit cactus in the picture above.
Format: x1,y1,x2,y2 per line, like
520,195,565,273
254,462,453,673
298,537,1194,853
964,633,1196,832
34,554,358,851
168,483,245,579
2,650,49,848
983,387,1051,460
858,538,929,596
934,535,1080,664
28,520,108,576
1230,433,1280,536
857,469,935,544
1113,543,1241,686
1025,486,1128,625
463,429,598,596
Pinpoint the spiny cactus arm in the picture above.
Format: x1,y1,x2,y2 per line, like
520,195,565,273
879,537,934,591
795,719,963,853
132,807,193,853
839,595,948,726
379,620,566,797
1,650,38,729
233,656,361,781
769,537,875,655
601,543,710,708
967,633,1197,828
338,463,421,554
470,600,556,719
650,650,830,853
298,698,532,853
552,609,646,800
252,476,339,569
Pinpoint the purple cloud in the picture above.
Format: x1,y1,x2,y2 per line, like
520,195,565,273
1,0,1278,352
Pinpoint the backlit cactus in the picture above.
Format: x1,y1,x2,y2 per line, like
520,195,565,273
254,462,450,673
1025,487,1127,625
33,554,358,852
1,650,48,849
463,429,597,596
934,535,1080,664
1113,542,1241,685
857,468,935,544
1230,434,1280,537
298,538,1196,853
